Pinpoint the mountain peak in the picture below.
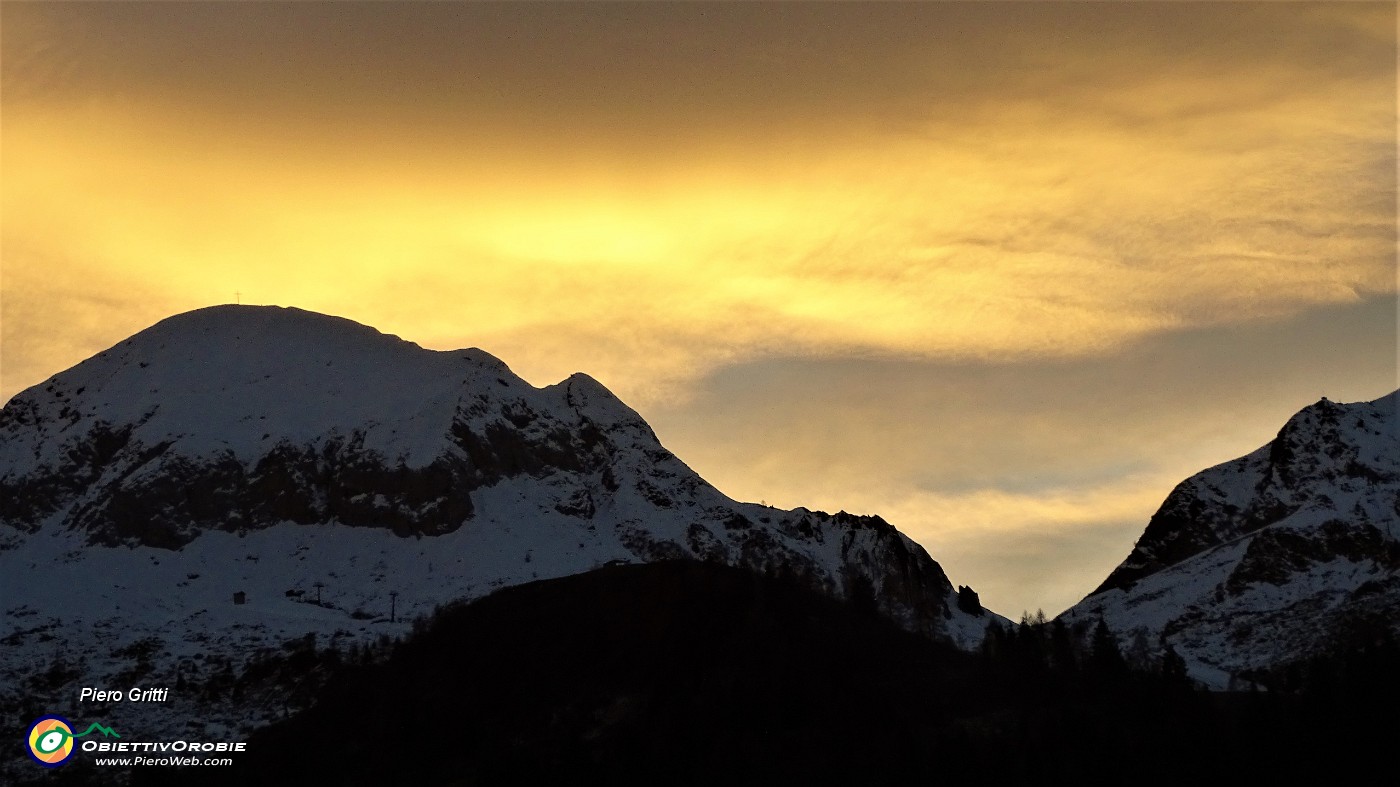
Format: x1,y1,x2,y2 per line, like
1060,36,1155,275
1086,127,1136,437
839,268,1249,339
1,306,546,470
555,371,646,430
1067,388,1400,686
150,303,392,333
0,304,1000,660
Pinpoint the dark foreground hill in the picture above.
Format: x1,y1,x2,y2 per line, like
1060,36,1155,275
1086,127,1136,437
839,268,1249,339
109,561,1398,787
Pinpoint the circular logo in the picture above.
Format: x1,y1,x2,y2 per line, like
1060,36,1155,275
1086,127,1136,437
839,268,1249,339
27,716,76,768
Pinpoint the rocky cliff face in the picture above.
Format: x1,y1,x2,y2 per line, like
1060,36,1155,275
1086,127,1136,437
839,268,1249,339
0,306,998,774
1065,392,1399,687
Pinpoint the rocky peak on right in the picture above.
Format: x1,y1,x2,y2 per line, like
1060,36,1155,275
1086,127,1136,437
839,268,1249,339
1064,390,1399,689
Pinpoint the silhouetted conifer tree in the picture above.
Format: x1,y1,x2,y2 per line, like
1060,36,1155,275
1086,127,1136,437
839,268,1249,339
1090,617,1126,679
1161,644,1189,688
1049,618,1078,673
847,574,878,618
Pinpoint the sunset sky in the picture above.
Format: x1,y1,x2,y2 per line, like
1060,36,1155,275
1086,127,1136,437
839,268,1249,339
2,2,1395,616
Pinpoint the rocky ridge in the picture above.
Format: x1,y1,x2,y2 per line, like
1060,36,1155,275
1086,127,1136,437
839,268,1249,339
0,306,999,775
1065,391,1399,687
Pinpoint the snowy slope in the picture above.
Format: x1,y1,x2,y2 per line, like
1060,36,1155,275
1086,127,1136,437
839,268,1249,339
1063,392,1400,688
0,306,1001,769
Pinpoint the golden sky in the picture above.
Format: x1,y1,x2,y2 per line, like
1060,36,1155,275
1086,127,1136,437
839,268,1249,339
2,2,1396,615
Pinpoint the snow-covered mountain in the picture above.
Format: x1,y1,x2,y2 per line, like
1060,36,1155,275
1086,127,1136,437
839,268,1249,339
0,306,998,766
1064,391,1399,688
